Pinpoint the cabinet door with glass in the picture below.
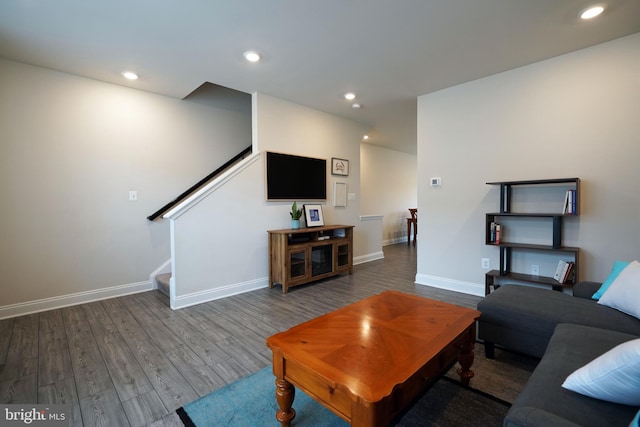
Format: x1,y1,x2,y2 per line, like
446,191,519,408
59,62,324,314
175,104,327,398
335,242,351,272
288,247,309,284
311,244,333,277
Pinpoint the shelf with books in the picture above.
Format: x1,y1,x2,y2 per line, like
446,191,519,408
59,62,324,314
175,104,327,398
486,177,580,215
486,213,567,248
484,178,580,295
485,270,575,292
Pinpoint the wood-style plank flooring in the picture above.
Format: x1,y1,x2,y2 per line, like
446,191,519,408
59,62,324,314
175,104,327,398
0,243,482,426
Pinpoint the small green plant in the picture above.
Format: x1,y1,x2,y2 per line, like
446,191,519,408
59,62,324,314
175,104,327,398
290,201,303,220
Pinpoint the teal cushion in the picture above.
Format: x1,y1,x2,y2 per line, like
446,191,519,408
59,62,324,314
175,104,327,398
630,409,639,427
592,261,630,300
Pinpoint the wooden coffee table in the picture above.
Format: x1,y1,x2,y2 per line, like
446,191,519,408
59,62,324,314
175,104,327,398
266,291,481,426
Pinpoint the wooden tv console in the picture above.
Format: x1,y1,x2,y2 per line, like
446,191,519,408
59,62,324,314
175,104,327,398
267,225,354,294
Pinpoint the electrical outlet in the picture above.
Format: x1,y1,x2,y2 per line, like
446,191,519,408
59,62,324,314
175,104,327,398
481,258,490,269
531,264,540,276
129,190,138,201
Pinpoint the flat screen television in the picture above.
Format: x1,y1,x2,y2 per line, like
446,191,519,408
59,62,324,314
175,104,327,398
266,152,326,200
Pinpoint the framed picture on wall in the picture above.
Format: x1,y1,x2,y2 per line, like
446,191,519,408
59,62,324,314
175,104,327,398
304,204,324,227
333,182,347,207
331,158,349,176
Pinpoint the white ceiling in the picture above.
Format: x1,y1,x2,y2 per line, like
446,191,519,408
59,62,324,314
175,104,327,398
1,1,639,154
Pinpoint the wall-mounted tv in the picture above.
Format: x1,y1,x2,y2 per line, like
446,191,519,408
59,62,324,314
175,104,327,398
266,151,326,200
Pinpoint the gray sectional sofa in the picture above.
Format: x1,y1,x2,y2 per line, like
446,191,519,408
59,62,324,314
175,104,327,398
477,282,640,427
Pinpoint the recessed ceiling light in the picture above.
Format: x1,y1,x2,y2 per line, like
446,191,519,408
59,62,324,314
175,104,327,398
244,51,261,62
580,4,606,19
344,93,356,101
122,71,138,80
352,103,361,109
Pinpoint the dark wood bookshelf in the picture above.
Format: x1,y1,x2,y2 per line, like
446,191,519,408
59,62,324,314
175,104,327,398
486,177,580,186
486,242,579,252
485,178,580,294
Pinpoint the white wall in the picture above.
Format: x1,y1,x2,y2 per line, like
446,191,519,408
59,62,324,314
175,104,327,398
168,93,373,307
360,144,417,245
416,33,640,296
0,59,250,317
0,58,380,316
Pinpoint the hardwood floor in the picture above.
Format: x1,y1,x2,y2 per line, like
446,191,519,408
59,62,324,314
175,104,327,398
0,243,482,426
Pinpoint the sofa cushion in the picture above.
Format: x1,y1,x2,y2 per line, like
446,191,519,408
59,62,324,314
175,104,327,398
504,324,639,427
562,338,640,406
505,406,582,427
573,281,604,299
598,260,640,320
477,285,640,357
592,261,631,300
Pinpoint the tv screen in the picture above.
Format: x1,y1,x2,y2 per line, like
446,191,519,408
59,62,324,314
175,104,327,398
266,152,326,200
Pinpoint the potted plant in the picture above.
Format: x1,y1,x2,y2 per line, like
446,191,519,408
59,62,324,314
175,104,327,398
290,201,303,229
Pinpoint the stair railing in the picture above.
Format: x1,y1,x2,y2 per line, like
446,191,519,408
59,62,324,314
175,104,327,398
147,145,252,221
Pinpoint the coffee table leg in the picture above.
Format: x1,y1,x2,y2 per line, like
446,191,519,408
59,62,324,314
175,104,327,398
456,339,475,386
275,378,296,427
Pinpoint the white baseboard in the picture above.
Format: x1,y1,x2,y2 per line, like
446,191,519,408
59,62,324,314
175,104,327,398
354,251,384,265
1,251,394,318
0,280,153,320
415,273,484,297
383,237,410,246
170,252,387,310
171,278,268,310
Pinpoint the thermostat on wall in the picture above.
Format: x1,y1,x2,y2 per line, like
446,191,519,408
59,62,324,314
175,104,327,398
430,177,442,187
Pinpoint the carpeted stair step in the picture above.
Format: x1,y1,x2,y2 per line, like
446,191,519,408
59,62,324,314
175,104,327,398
156,273,171,297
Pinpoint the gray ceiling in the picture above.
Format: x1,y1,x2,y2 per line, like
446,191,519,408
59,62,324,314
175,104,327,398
1,1,639,154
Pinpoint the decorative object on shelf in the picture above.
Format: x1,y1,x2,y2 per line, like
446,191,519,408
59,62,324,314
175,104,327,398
304,204,324,227
331,157,349,176
290,201,302,229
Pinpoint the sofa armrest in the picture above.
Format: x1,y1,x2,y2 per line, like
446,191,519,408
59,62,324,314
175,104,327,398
572,281,602,299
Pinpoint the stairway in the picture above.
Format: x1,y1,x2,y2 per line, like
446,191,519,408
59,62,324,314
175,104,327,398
156,273,171,297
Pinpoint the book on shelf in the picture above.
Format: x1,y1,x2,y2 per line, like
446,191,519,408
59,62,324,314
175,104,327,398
562,189,576,215
489,222,501,244
553,260,575,284
554,260,568,281
562,261,575,284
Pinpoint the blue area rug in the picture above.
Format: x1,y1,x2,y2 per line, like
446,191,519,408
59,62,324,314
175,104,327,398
178,367,346,426
176,367,509,426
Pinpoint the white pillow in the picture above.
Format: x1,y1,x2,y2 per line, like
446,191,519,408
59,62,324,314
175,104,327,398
598,260,640,319
562,338,640,406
